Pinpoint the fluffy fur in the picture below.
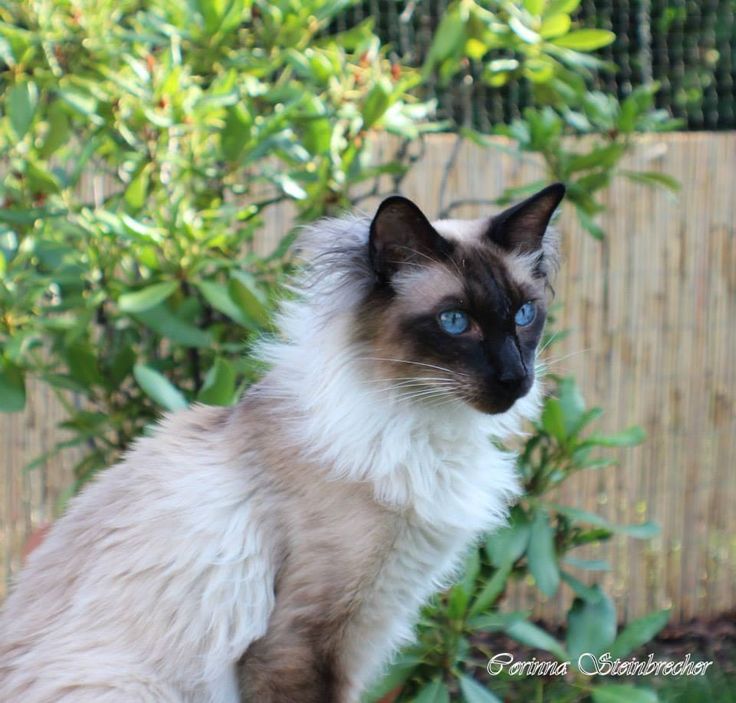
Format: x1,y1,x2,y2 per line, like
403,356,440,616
0,191,562,702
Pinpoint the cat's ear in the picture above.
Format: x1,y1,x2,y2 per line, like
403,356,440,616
369,196,453,281
487,183,565,253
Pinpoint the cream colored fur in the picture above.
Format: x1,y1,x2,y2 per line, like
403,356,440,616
0,212,546,702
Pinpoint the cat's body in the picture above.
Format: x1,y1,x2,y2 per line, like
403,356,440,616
0,185,564,702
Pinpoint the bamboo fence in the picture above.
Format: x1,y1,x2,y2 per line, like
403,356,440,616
1,132,734,623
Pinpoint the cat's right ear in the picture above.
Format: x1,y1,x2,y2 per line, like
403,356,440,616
369,196,453,282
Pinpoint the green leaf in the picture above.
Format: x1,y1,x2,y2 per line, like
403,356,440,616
547,503,614,530
577,209,605,240
561,570,604,602
414,679,450,703
609,609,670,659
485,508,531,568
572,527,614,546
221,104,253,161
119,281,179,313
124,164,150,211
621,170,681,193
509,16,540,44
544,0,581,17
0,360,26,412
58,88,98,118
591,685,658,703
549,503,659,539
40,100,71,158
361,79,392,129
422,9,467,73
616,521,661,539
135,304,212,348
108,345,137,386
566,587,617,661
553,30,616,51
274,174,307,200
523,58,555,84
229,272,270,327
468,562,512,617
133,364,187,411
582,92,619,129
618,85,657,132
26,161,60,194
585,425,646,447
540,14,571,39
65,342,103,387
447,582,470,620
568,143,626,172
563,556,611,571
541,397,566,442
196,280,251,327
468,610,527,632
459,545,481,596
458,675,502,703
197,0,229,33
505,620,569,661
527,509,560,597
7,80,38,139
557,376,586,436
198,358,236,406
523,0,546,15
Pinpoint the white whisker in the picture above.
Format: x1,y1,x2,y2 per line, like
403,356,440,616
537,330,564,355
540,347,592,368
357,357,471,378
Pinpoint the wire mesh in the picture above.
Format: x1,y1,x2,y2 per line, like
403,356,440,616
337,0,736,131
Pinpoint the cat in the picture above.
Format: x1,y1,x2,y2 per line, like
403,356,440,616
0,183,565,703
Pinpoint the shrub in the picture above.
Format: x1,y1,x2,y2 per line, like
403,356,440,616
0,0,441,485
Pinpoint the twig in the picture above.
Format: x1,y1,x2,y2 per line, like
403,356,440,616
438,197,499,219
350,136,424,206
437,132,463,218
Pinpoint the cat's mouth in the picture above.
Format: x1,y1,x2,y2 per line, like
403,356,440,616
369,367,533,415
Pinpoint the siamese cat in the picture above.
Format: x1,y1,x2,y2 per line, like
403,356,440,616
0,183,565,703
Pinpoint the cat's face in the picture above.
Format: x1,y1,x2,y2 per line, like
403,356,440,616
359,184,564,415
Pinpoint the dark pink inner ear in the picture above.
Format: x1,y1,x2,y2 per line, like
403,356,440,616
369,196,454,281
488,182,566,254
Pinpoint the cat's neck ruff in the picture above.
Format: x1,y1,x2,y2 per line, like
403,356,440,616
257,303,539,534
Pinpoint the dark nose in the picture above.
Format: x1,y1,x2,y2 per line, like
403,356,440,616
497,367,527,386
495,337,527,387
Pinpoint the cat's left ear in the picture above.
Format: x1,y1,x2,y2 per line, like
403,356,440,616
369,196,453,282
487,182,566,253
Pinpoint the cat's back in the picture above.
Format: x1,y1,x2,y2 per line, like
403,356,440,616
0,403,280,701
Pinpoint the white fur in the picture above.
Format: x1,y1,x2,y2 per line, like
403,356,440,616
0,419,277,701
0,213,543,702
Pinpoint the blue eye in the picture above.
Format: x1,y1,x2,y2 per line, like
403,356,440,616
514,302,536,327
438,310,469,335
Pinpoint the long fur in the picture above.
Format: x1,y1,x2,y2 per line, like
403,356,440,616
0,210,549,702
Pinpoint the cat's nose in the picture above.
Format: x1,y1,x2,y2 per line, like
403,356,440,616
495,338,527,387
497,368,527,386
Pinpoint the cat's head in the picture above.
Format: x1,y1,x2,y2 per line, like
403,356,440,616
356,184,565,415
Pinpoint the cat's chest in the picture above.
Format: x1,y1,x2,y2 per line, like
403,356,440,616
278,471,472,603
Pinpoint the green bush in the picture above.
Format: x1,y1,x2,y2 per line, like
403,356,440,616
0,2,679,701
0,0,442,486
